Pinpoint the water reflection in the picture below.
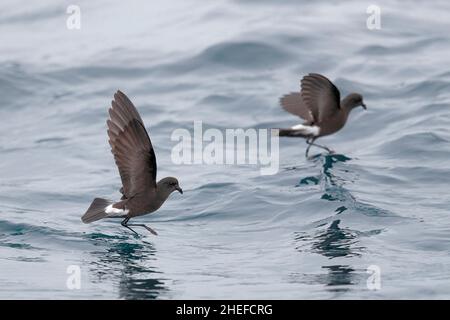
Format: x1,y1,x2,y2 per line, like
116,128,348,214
294,154,362,291
294,219,363,258
296,153,363,256
311,220,361,258
297,153,351,188
289,265,367,292
321,265,355,292
88,236,167,299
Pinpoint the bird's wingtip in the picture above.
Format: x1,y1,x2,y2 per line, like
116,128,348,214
116,89,127,97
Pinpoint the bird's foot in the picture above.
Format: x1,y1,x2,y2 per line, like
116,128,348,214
306,153,322,161
143,225,158,236
124,226,140,236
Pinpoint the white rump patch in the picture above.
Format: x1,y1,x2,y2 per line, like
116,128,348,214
291,124,320,136
105,204,129,216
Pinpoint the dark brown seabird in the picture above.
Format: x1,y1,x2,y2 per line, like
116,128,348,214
81,90,183,235
278,73,366,157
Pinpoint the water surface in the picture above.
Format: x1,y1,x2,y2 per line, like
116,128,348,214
1,0,450,299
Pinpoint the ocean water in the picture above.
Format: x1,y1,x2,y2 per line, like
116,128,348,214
1,0,450,299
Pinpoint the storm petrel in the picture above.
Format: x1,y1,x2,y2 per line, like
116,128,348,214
81,90,183,235
278,73,366,157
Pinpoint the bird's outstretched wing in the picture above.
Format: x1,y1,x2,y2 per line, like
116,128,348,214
111,90,144,125
107,91,157,198
300,73,341,123
279,92,315,123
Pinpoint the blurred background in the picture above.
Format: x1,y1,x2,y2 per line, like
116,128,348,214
1,0,450,299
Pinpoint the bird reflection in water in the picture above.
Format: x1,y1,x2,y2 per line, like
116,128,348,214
87,236,167,299
288,264,369,293
295,219,363,258
294,154,367,291
321,265,356,292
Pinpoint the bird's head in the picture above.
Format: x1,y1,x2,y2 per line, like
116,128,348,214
343,93,366,111
158,177,183,195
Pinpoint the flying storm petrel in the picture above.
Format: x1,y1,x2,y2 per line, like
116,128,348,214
278,73,366,157
81,91,183,235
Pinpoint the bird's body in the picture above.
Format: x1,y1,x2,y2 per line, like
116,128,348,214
278,73,366,156
81,91,182,235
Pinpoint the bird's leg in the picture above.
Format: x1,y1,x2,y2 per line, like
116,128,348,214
311,142,333,153
305,138,313,157
306,138,333,156
126,222,158,235
121,217,139,236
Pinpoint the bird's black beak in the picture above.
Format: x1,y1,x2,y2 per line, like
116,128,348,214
176,186,183,194
361,102,367,110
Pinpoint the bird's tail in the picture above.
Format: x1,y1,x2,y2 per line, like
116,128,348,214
81,198,113,223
